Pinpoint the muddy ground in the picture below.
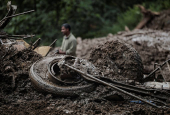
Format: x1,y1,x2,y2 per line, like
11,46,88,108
1,29,170,114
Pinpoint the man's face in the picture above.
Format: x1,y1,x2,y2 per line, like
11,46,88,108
61,26,69,35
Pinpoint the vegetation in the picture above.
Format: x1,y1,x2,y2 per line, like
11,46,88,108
0,0,170,46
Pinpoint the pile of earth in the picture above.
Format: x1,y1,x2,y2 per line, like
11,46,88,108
0,45,42,76
89,40,143,82
76,29,170,80
0,44,42,100
145,9,170,31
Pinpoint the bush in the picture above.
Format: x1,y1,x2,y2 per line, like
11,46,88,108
1,0,170,46
108,0,170,34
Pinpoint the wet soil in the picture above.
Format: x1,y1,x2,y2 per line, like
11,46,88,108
1,29,170,114
0,45,42,91
89,40,143,82
0,96,168,115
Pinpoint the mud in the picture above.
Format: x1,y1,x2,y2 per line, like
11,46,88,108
1,95,168,115
0,45,42,76
145,9,170,31
1,29,170,114
77,29,170,77
119,29,170,82
89,40,143,82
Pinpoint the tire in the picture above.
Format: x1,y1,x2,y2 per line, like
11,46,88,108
29,56,96,97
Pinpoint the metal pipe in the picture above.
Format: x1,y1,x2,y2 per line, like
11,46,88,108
144,59,170,80
32,38,41,50
50,39,57,47
0,35,7,38
21,35,35,39
9,35,35,39
153,63,157,79
0,10,34,23
0,35,35,39
45,39,58,57
0,39,3,44
8,35,35,37
158,66,167,83
166,61,170,73
64,63,160,108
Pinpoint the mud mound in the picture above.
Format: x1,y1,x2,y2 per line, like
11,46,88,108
146,9,170,31
89,40,143,82
0,45,42,76
0,45,42,91
77,29,170,77
121,29,170,78
0,44,44,114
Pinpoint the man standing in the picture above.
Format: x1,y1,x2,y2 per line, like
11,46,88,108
57,23,77,56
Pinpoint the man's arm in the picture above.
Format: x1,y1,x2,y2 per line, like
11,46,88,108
58,49,66,54
54,49,65,54
56,37,66,54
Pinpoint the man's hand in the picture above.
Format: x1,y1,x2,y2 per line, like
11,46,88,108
54,49,66,54
59,50,66,54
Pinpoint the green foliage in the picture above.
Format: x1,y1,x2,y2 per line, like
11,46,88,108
110,6,142,34
162,0,170,9
0,0,170,46
108,0,170,34
143,0,170,12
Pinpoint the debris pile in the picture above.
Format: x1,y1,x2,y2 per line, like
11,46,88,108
0,45,42,91
89,40,143,82
145,9,170,31
76,29,170,76
0,1,42,92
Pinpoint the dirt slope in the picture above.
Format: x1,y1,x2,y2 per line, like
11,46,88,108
89,40,143,82
77,29,170,76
